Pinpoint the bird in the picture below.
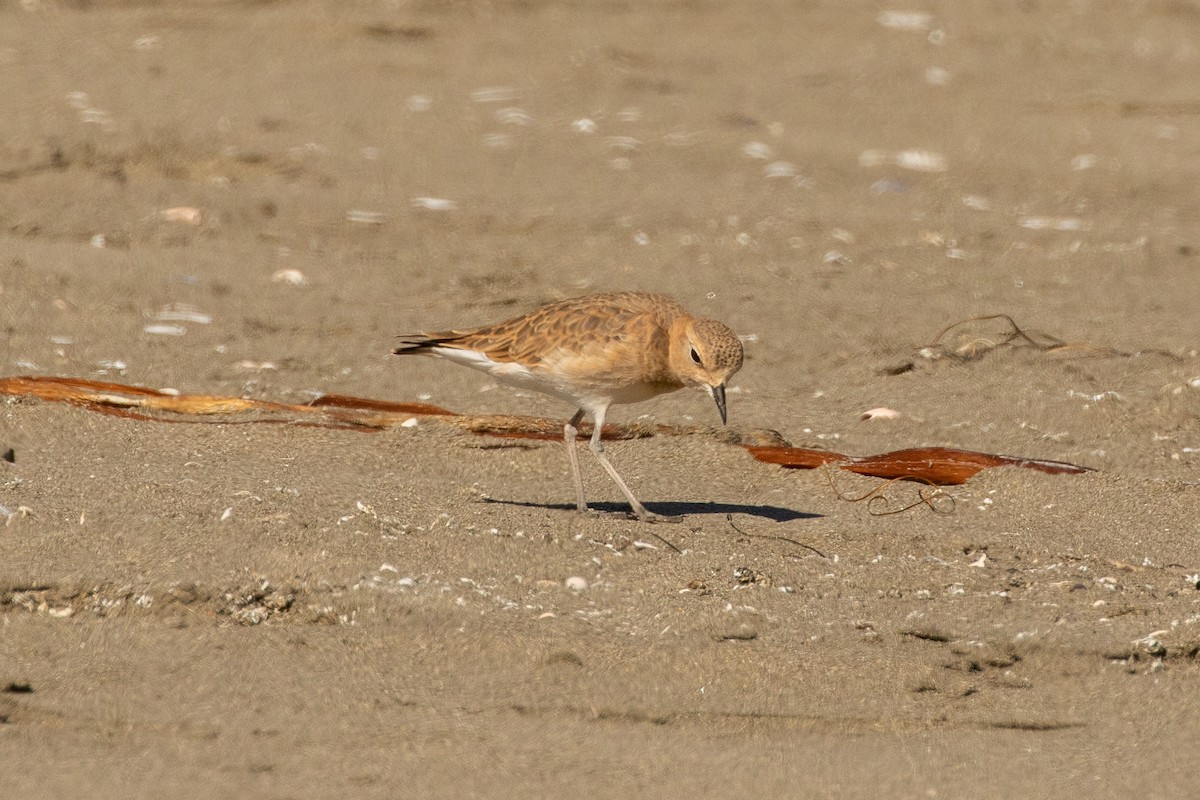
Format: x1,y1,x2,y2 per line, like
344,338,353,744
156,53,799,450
392,291,744,521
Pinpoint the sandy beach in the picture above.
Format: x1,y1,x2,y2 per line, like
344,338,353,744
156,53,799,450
2,2,1199,797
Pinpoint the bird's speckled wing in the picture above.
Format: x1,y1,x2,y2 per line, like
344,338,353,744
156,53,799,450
394,292,684,387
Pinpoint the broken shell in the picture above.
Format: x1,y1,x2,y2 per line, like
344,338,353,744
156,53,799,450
271,268,308,286
410,197,457,212
346,209,386,225
894,149,947,172
741,141,774,160
764,161,798,179
143,323,187,336
1018,216,1088,231
877,10,933,30
153,304,212,324
160,207,203,225
470,86,520,104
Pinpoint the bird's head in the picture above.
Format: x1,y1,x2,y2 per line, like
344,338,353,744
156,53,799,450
670,317,744,424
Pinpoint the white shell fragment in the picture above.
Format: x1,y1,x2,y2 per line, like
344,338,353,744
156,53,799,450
143,323,187,336
877,10,933,31
1018,216,1089,231
859,149,948,172
495,107,534,126
153,304,212,324
470,86,520,103
272,268,308,286
1,505,33,526
606,136,641,153
1067,389,1124,402
741,141,774,160
861,407,902,421
764,161,799,179
346,209,386,225
1071,154,1098,171
160,206,203,225
564,576,589,591
410,197,457,212
405,95,432,112
925,66,951,85
895,150,948,172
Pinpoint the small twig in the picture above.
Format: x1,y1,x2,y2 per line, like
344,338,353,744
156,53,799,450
825,470,955,516
724,513,828,559
928,314,1062,356
925,313,1126,361
639,525,684,554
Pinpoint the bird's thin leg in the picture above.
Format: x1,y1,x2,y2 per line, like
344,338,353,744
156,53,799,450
564,409,588,513
586,406,668,522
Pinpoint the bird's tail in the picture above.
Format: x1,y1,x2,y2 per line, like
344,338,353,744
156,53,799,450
392,331,469,355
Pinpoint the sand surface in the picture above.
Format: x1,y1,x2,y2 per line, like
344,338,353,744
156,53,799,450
2,2,1199,797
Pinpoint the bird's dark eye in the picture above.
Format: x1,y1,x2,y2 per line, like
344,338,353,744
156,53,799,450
690,347,702,365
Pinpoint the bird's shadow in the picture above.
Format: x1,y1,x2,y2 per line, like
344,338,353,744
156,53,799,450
480,498,821,522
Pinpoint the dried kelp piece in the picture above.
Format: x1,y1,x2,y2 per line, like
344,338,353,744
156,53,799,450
308,393,455,416
0,375,1093,486
746,444,1091,485
743,446,846,470
846,446,1093,483
0,376,429,430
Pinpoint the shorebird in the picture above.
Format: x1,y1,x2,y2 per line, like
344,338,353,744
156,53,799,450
393,291,744,521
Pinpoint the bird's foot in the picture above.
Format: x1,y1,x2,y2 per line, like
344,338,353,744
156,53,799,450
630,509,680,524
575,506,679,524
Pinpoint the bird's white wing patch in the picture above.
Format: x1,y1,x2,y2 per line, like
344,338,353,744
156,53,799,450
490,361,534,378
430,346,542,385
428,346,612,408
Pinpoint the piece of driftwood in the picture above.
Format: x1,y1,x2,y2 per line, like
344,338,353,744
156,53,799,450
0,375,1092,485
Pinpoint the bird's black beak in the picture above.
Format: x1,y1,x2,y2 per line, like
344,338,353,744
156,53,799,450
712,384,728,425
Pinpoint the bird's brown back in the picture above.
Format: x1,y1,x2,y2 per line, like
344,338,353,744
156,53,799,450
397,292,685,381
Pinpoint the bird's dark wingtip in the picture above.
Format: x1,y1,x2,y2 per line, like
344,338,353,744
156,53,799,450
393,335,439,356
